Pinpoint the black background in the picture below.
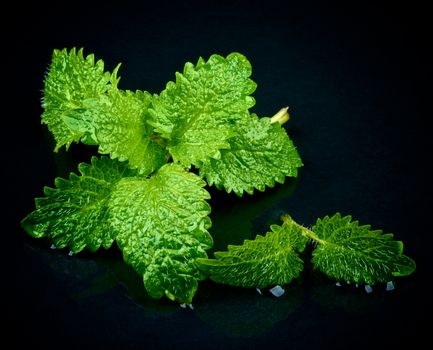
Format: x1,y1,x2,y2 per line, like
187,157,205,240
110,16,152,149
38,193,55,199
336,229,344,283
5,0,432,349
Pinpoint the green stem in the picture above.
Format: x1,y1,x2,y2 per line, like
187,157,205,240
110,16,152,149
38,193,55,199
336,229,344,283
270,107,290,125
280,214,325,244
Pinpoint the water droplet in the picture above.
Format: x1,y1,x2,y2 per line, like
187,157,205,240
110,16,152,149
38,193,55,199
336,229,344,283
180,303,194,310
386,281,395,291
269,285,285,297
364,285,373,294
335,282,342,287
256,288,263,295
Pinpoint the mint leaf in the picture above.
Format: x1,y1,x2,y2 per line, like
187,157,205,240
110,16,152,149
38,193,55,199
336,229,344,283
110,163,213,303
149,53,257,167
42,48,119,150
311,213,416,284
43,48,165,175
197,216,308,288
199,114,302,195
84,89,166,174
21,156,136,253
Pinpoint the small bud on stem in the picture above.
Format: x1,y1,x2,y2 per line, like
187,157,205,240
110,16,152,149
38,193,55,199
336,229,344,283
270,107,290,125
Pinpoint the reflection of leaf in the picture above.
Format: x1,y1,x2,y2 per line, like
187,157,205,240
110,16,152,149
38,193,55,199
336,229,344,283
24,242,179,315
310,283,387,314
196,283,302,337
23,241,108,295
71,272,118,299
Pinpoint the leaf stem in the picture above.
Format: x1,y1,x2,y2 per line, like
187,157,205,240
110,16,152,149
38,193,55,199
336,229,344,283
280,214,325,244
270,107,290,125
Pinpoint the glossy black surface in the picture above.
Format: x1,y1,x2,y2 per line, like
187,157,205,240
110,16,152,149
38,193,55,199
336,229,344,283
7,1,432,349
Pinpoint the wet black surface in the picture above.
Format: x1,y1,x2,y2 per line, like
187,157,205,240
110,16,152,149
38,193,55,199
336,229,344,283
6,1,432,349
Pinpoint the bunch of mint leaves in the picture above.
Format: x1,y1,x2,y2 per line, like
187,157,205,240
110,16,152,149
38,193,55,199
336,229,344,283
22,49,415,304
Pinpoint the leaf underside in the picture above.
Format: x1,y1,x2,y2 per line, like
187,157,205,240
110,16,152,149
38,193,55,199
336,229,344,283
311,213,416,284
197,216,308,288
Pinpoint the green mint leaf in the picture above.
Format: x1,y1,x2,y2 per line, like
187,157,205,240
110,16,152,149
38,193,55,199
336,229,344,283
42,48,119,150
110,163,213,303
197,216,308,288
199,114,302,196
311,213,416,284
149,53,257,167
21,156,136,253
82,89,166,174
43,48,165,175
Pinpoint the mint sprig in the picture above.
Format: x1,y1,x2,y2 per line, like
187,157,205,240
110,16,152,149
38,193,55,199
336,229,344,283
198,214,415,289
22,48,415,304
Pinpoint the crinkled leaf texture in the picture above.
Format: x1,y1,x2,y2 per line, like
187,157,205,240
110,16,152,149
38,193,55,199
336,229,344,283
43,48,165,175
197,216,308,288
149,53,257,167
200,114,302,195
311,213,416,284
21,156,136,253
84,89,166,174
22,158,213,303
110,163,213,303
42,48,119,150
